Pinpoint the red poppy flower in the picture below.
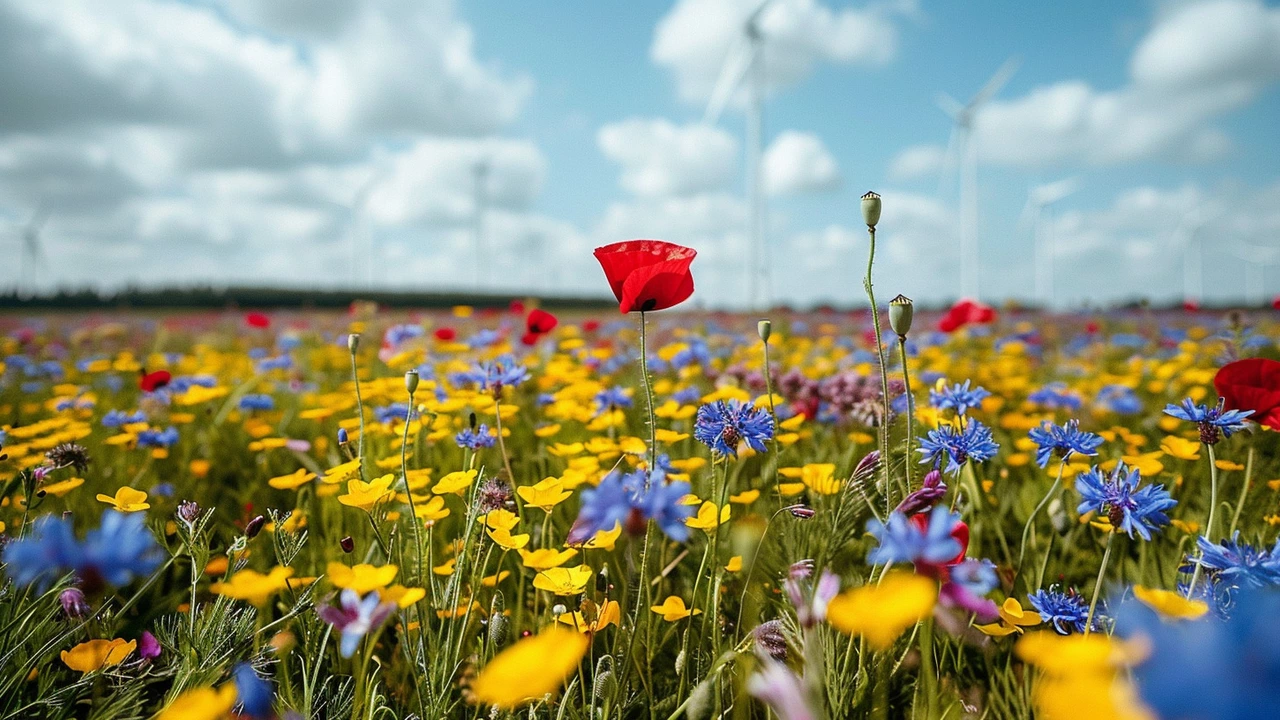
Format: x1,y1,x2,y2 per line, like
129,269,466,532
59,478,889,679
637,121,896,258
434,327,457,342
1272,295,1280,311
938,298,997,333
1182,300,1201,313
908,513,968,578
1215,358,1280,430
1085,321,1100,335
245,312,270,329
593,240,696,313
509,299,526,314
583,320,600,333
526,309,558,335
519,332,538,346
140,370,171,392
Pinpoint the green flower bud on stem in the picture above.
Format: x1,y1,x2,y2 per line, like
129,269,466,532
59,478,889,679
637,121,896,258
405,369,419,396
889,294,914,336
347,333,360,354
757,319,772,343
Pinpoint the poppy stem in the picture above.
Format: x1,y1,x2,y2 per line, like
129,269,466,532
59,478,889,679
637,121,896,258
862,225,899,514
349,340,367,483
898,336,914,490
638,311,658,488
1084,531,1114,636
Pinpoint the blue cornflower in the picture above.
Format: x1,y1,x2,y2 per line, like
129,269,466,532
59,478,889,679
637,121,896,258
452,354,530,392
383,323,424,348
1,510,164,592
950,558,999,596
1075,462,1175,540
1027,382,1082,411
136,427,179,448
238,394,275,412
101,409,146,428
1028,419,1104,468
1095,385,1142,415
1163,397,1253,444
256,355,293,372
374,403,414,425
316,589,396,658
672,386,702,405
594,387,633,413
1183,533,1280,597
566,469,694,545
233,663,274,719
455,425,496,450
917,419,999,475
1121,587,1280,720
929,380,990,415
693,400,775,457
1028,585,1096,634
866,506,963,566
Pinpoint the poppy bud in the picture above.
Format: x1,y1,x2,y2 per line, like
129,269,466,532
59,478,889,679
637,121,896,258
340,536,354,554
347,333,360,354
788,505,816,519
889,294,914,336
861,191,882,228
405,369,419,396
244,515,265,539
757,319,772,342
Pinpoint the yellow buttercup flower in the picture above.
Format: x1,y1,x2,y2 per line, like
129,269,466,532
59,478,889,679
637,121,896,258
338,474,395,511
268,468,316,490
519,547,578,571
801,463,840,495
415,495,451,523
650,595,700,622
826,572,936,650
729,489,760,504
470,627,590,708
579,522,622,551
1159,436,1201,461
156,684,239,720
479,508,520,532
432,469,477,496
976,597,1043,636
211,566,296,606
684,501,730,532
379,585,426,609
327,562,398,594
1132,585,1208,619
95,486,150,513
61,638,136,673
488,526,531,550
556,599,621,634
320,458,363,484
533,565,593,595
516,477,571,511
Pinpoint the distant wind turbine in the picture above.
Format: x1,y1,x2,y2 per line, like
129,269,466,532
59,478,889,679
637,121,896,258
937,58,1020,301
472,158,490,292
349,170,387,290
1171,208,1208,306
1231,242,1280,306
704,0,775,311
14,207,51,297
1017,177,1081,309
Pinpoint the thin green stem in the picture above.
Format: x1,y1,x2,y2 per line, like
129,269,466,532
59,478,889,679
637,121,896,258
1187,443,1221,597
1084,532,1115,635
1016,460,1066,589
862,225,899,514
898,336,914,489
639,310,658,483
350,344,367,482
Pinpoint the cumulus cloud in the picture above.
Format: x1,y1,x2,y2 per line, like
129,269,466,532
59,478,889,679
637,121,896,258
597,119,737,197
763,131,840,195
888,0,1280,172
652,0,908,107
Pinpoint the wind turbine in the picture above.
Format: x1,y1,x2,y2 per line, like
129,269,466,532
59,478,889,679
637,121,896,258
348,169,387,290
937,58,1020,301
1017,177,1080,309
472,158,490,292
704,0,775,311
1170,207,1208,307
14,207,50,297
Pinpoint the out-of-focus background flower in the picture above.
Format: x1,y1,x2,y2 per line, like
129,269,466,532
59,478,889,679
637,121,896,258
0,0,1277,309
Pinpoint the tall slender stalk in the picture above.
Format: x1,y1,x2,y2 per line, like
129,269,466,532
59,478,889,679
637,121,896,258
1017,459,1067,588
897,337,914,489
1186,443,1221,597
639,310,658,482
349,335,367,482
863,225,898,513
1084,532,1115,635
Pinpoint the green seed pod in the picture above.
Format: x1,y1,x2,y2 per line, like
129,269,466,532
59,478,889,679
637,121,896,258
757,319,772,343
592,655,616,700
488,592,508,646
861,191,882,228
405,369,420,396
347,333,360,354
889,294,914,336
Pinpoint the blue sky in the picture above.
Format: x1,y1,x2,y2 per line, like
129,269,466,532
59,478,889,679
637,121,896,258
0,0,1277,308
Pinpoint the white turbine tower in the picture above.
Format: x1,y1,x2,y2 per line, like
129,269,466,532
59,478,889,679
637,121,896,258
472,158,490,292
1171,208,1208,307
13,207,50,297
937,58,1020,301
1017,177,1080,309
704,0,775,311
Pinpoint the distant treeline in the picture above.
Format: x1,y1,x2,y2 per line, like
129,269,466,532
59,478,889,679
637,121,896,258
0,286,615,311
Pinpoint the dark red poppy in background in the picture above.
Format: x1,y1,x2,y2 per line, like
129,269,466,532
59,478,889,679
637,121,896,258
245,312,270,329
140,370,171,392
526,309,558,335
1272,296,1280,310
583,320,600,333
1182,300,1201,313
1215,358,1280,430
938,299,997,333
509,299,526,314
593,240,696,313
434,327,457,342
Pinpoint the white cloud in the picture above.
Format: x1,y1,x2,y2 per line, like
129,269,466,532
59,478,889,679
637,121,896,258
889,0,1280,172
652,0,907,107
887,144,946,181
763,131,840,195
597,118,737,197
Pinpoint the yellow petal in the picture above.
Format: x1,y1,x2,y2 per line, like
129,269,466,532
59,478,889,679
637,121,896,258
471,627,589,708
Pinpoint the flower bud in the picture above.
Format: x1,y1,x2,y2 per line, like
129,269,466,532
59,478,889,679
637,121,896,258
488,592,509,646
788,505,815,519
59,588,90,619
861,191,882,228
853,450,881,480
592,655,616,701
405,369,420,396
757,319,772,343
468,412,478,431
244,515,265,539
340,536,355,554
889,294,914,336
337,428,349,445
177,500,201,525
347,333,360,354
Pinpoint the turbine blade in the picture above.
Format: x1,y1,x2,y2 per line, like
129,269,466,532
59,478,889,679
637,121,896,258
968,56,1020,110
703,40,754,125
935,92,965,119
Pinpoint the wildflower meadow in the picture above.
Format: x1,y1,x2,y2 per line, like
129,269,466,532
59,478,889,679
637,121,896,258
3,201,1280,720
